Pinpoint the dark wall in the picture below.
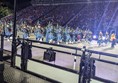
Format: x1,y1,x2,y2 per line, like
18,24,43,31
3,0,31,11
5,0,31,4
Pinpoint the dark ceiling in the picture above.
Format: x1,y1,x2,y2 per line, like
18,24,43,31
1,0,118,10
30,0,118,5
0,0,31,10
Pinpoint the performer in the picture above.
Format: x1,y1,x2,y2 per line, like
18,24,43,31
104,32,109,45
83,30,87,42
45,22,53,42
87,31,93,44
97,31,103,46
48,32,54,43
65,27,71,44
110,33,116,48
75,27,79,42
22,25,29,39
5,24,12,41
56,25,62,44
71,29,76,44
34,25,43,41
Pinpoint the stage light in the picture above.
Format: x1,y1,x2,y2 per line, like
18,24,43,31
102,36,105,40
93,35,97,39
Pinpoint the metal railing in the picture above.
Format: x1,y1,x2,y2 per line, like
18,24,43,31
17,38,118,83
1,36,118,83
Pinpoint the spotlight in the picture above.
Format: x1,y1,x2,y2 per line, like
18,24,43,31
93,35,97,39
102,36,105,40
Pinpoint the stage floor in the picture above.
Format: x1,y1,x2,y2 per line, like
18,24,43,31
2,39,118,83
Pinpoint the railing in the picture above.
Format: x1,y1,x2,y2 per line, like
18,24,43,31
16,38,118,83
1,35,118,83
24,38,118,63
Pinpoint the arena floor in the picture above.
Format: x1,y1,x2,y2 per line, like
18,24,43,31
4,63,50,83
2,38,118,83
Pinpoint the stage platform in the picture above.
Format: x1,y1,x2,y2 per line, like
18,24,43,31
2,39,118,83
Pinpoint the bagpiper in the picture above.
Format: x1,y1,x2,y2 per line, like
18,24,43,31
110,32,116,48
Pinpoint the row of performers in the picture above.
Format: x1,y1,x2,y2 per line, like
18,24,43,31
98,31,116,48
21,24,93,44
22,25,117,47
1,23,117,47
22,25,117,48
1,22,91,43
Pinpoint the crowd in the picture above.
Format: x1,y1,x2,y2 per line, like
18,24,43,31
16,5,55,24
41,4,84,26
68,2,118,33
2,2,118,30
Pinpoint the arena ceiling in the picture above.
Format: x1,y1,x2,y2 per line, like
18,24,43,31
30,0,118,5
1,0,118,6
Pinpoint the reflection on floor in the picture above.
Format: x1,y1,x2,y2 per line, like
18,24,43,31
4,63,50,83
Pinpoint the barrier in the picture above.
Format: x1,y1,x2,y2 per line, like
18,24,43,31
0,62,4,83
15,55,115,83
3,38,118,83
0,34,4,61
